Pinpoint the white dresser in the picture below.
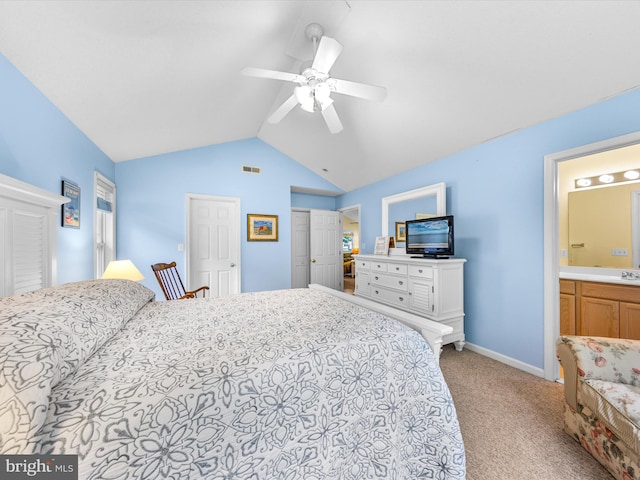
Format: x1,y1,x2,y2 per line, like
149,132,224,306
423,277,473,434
353,254,466,350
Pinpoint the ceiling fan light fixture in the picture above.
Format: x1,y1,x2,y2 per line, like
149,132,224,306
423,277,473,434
294,85,311,104
315,82,331,100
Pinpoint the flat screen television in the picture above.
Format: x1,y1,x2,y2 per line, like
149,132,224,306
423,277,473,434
405,215,454,258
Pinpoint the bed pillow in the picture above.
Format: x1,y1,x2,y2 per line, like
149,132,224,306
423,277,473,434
0,279,155,454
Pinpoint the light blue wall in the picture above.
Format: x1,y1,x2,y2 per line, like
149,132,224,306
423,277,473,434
291,192,338,210
115,138,340,298
338,88,640,369
0,53,115,284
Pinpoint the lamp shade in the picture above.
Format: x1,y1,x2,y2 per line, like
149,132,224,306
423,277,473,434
102,260,144,281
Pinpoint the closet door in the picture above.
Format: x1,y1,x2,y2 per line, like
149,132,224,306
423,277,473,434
0,174,67,297
1,200,52,295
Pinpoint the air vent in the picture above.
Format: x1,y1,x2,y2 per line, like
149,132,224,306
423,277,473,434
242,165,261,174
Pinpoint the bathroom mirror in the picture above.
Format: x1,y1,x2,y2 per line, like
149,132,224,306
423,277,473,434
559,143,640,270
381,183,446,237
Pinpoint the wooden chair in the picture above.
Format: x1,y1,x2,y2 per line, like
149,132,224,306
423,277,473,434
151,262,209,300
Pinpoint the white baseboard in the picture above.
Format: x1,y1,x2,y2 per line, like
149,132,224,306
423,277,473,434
463,342,545,378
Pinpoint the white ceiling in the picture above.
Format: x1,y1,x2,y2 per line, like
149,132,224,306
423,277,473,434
1,1,639,192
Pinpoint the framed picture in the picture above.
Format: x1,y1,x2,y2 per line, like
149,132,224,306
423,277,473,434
374,236,390,255
395,222,406,242
247,213,278,241
61,179,80,228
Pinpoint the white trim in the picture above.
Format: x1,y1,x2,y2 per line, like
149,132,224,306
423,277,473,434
543,131,640,381
464,342,545,378
381,183,446,236
0,173,68,208
633,190,640,269
93,172,116,279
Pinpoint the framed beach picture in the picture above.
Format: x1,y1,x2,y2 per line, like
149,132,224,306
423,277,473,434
61,179,80,228
247,213,278,241
395,221,406,242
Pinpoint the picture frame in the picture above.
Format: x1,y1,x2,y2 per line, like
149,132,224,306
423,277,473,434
395,222,406,242
61,179,80,228
247,213,278,241
374,235,390,255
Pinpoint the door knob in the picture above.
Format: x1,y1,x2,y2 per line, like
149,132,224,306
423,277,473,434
311,259,317,263
230,263,236,267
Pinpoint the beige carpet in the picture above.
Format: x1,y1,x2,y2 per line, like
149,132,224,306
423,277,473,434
438,345,613,480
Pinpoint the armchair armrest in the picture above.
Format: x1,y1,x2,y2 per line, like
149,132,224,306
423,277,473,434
179,285,210,299
557,335,640,410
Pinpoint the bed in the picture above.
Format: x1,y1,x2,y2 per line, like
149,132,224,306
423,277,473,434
0,279,465,479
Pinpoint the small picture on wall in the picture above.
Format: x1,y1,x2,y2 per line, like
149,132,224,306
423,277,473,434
247,213,278,241
61,179,80,228
395,222,406,242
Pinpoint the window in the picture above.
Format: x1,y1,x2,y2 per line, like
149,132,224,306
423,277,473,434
343,232,354,252
94,172,116,278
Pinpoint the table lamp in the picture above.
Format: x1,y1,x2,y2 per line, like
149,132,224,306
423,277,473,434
102,259,144,281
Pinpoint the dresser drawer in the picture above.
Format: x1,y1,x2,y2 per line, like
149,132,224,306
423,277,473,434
387,263,408,275
408,265,434,279
371,261,388,272
370,286,410,308
371,272,408,291
356,260,371,270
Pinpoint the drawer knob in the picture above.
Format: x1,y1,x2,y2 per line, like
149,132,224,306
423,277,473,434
399,297,404,302
398,281,403,285
375,276,379,280
395,267,400,271
418,269,423,273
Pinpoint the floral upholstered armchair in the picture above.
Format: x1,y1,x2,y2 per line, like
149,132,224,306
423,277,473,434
557,336,640,480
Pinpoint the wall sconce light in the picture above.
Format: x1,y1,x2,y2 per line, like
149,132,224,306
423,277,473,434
575,169,640,189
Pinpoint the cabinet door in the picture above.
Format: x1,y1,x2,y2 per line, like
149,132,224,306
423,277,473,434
621,302,640,340
580,297,619,338
560,293,576,335
408,278,433,316
355,271,370,297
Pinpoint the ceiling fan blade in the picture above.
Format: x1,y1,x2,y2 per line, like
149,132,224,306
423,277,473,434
242,67,304,83
267,94,299,124
321,104,343,134
331,78,387,101
311,36,343,74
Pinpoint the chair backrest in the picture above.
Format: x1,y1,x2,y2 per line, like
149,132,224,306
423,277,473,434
151,262,187,300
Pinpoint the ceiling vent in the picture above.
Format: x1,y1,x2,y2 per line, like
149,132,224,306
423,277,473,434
242,165,261,174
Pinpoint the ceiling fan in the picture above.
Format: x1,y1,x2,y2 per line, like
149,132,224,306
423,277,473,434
242,23,386,134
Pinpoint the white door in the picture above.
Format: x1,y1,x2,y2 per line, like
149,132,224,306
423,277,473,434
187,194,240,297
291,210,310,288
310,209,342,290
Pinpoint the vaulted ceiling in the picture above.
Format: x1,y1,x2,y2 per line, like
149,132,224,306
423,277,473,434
1,1,639,191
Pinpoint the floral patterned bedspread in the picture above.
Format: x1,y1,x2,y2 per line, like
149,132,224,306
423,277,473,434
1,280,465,479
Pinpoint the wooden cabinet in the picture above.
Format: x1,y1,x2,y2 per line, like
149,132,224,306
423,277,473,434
353,254,466,350
560,279,640,340
560,280,576,335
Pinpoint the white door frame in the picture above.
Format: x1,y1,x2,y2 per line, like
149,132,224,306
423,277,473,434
185,193,241,294
633,190,640,269
543,131,640,381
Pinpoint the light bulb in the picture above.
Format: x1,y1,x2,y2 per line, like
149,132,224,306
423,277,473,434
314,82,331,100
599,174,614,183
576,178,591,187
294,85,311,104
